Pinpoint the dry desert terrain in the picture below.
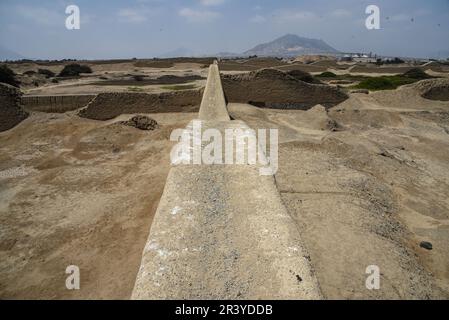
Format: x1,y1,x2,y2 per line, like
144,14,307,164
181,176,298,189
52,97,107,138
1,57,449,299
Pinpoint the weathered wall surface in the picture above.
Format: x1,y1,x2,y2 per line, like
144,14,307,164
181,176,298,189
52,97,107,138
132,120,323,300
221,69,348,109
0,83,29,132
22,94,96,113
79,90,203,121
131,64,322,300
199,64,230,121
414,78,449,101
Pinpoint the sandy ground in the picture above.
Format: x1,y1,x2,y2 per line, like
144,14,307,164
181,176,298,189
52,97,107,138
12,59,448,97
24,79,207,96
3,95,447,299
2,59,449,299
0,111,196,299
228,89,449,299
8,62,209,96
24,75,208,96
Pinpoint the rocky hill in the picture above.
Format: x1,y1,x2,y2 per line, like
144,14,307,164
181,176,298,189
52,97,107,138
244,34,339,57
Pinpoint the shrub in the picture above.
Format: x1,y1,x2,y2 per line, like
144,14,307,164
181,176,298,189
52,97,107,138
23,70,37,76
0,65,20,87
287,70,319,84
318,71,337,78
133,75,145,82
38,68,56,78
59,64,93,77
403,68,431,80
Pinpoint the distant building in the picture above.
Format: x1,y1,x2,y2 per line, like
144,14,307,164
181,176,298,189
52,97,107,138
353,54,377,63
340,54,353,62
339,53,377,63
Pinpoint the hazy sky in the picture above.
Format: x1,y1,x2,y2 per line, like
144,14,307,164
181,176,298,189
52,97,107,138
1,0,448,59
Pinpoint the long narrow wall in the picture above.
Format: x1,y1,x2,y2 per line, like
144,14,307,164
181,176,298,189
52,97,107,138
198,62,230,121
131,63,322,300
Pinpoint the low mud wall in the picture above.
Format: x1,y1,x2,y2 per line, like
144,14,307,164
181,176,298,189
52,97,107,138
79,90,203,120
22,95,96,113
0,83,29,132
221,68,348,109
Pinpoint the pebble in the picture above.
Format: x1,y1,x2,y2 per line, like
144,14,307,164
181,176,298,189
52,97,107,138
420,241,433,250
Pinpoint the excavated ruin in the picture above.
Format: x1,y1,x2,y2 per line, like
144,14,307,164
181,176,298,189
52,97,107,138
78,89,203,120
221,68,348,109
0,83,29,132
414,78,449,101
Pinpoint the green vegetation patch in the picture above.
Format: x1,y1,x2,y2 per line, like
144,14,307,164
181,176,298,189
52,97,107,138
353,76,417,91
315,67,435,91
402,68,432,80
317,71,337,78
59,64,93,77
354,69,434,91
127,86,144,92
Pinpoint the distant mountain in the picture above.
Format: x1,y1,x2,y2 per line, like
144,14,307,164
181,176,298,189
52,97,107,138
160,48,241,59
0,46,25,61
243,34,339,57
158,47,197,58
214,52,241,58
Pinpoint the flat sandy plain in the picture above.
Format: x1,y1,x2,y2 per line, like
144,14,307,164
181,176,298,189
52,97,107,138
1,58,449,299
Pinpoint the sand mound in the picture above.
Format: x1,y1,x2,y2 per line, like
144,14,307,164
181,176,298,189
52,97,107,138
421,61,445,73
221,68,348,110
302,104,339,131
0,83,29,132
120,115,158,131
276,63,327,73
329,95,404,129
330,107,404,129
294,55,335,64
364,78,449,111
78,90,203,120
310,60,339,68
412,78,449,101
